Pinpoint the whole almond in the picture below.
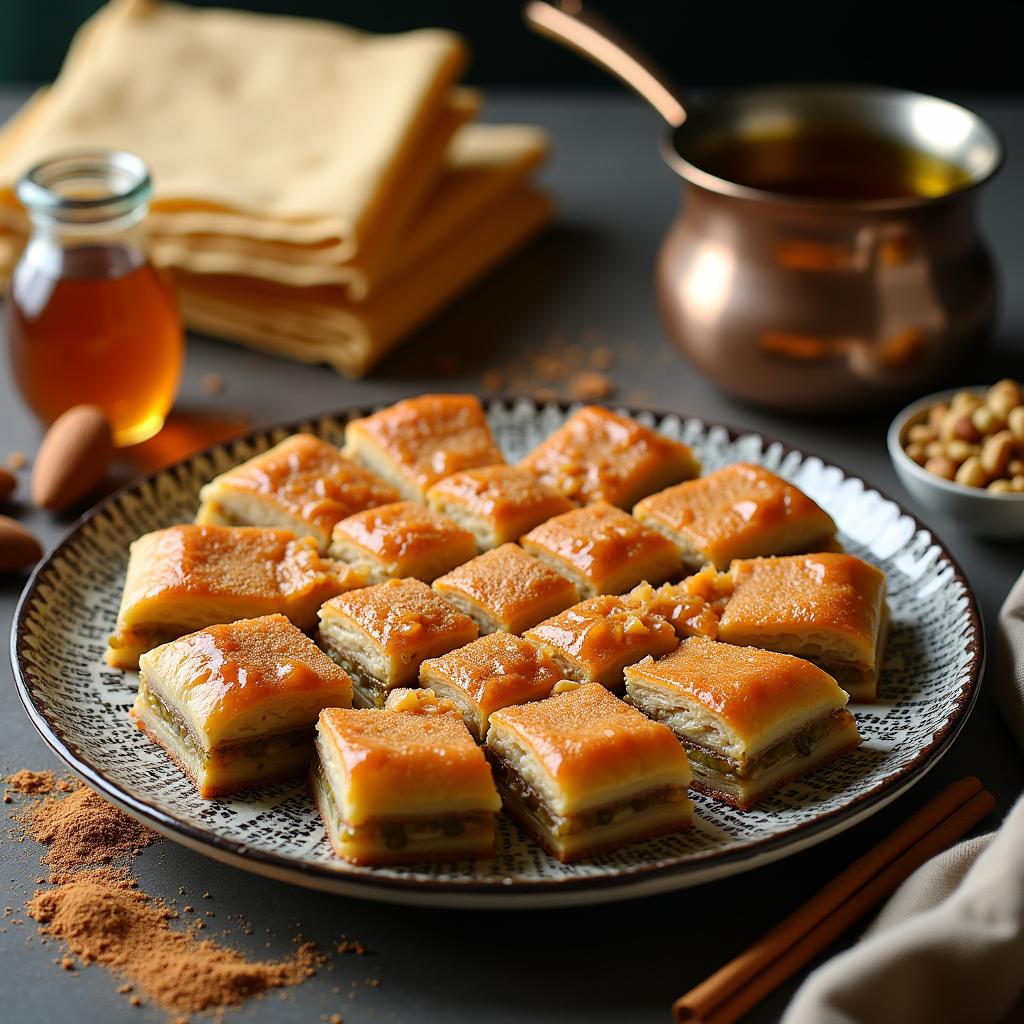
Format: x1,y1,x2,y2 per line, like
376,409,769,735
0,466,15,503
0,515,43,571
32,405,114,511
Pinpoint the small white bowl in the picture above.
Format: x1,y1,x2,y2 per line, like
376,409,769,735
888,386,1024,538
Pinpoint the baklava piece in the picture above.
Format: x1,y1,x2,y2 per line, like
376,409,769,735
317,578,478,708
626,566,734,640
131,614,352,798
419,631,566,740
718,553,888,702
328,501,476,584
624,636,860,810
633,463,837,570
525,595,678,691
105,524,363,670
344,394,505,501
426,464,573,551
312,706,501,864
432,543,579,635
485,682,693,861
519,405,700,507
520,502,682,598
196,433,400,551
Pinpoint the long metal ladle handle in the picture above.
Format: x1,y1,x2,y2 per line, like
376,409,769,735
523,0,688,127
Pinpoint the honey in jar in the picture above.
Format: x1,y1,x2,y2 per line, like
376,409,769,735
6,150,183,446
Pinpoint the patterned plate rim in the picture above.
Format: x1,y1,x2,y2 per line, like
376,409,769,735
10,397,985,902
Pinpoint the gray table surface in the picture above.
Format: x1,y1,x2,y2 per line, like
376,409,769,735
1,87,1022,1024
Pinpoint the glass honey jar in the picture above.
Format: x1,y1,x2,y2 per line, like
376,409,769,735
6,150,183,445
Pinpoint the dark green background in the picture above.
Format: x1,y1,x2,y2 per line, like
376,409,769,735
0,1,1020,91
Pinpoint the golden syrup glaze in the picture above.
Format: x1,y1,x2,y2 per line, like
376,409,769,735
719,553,886,665
420,632,565,717
330,501,476,573
633,463,836,568
321,578,478,656
345,395,505,494
487,682,690,799
521,502,681,589
519,406,700,507
524,595,678,676
141,614,351,745
624,635,848,748
383,687,461,715
317,706,501,824
203,434,400,538
627,567,734,639
432,544,579,630
118,524,361,628
426,464,574,541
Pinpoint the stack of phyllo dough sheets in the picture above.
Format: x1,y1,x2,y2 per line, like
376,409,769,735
107,395,892,866
0,0,552,376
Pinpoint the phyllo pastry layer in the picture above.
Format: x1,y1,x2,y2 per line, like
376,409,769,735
624,636,860,810
328,501,476,584
520,502,682,598
519,405,700,508
485,682,693,861
105,524,363,670
426,463,573,551
344,394,505,501
420,631,566,740
312,706,501,864
633,463,837,570
432,543,579,635
195,433,400,551
317,578,478,707
131,614,352,798
718,553,888,702
524,595,678,690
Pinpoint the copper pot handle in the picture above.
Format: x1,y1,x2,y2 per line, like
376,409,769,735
523,1,688,127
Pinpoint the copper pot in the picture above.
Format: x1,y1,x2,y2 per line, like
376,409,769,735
525,3,1003,412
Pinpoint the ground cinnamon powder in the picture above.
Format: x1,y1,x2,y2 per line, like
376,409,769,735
8,775,333,1017
24,784,155,874
7,769,74,795
28,869,320,1013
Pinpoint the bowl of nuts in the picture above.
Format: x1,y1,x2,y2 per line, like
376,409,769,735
888,379,1024,538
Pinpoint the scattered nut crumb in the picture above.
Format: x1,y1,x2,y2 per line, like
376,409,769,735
200,373,223,396
570,371,614,401
481,370,504,392
117,984,133,994
129,995,142,1007
61,957,75,971
366,978,380,988
6,452,27,469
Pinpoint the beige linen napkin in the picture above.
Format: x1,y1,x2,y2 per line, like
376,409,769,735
783,576,1024,1024
146,123,550,295
0,0,469,256
170,189,553,377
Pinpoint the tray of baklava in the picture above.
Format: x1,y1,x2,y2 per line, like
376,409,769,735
12,396,982,907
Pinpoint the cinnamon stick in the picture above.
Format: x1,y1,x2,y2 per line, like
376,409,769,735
674,778,992,1023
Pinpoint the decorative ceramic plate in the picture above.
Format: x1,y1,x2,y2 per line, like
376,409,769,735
11,399,983,908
